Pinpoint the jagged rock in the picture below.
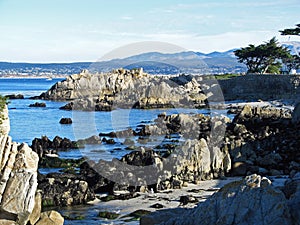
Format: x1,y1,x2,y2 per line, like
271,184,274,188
38,173,95,207
59,102,73,110
0,102,63,225
0,143,39,225
142,175,293,225
35,211,64,225
39,69,208,110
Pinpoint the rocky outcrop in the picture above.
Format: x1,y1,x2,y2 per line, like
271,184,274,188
38,173,95,207
141,174,293,225
225,105,300,176
39,69,210,110
0,105,64,225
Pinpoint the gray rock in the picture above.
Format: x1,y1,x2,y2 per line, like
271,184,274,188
142,174,293,225
292,102,300,124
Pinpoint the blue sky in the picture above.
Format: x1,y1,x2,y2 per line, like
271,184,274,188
0,0,299,62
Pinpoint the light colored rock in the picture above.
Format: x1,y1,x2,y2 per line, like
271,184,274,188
0,105,10,135
0,219,17,225
28,192,42,225
35,211,64,225
143,174,292,225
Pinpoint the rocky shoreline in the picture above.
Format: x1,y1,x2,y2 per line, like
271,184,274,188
1,70,300,224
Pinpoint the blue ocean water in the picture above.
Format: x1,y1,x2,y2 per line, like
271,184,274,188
0,78,215,161
0,78,229,224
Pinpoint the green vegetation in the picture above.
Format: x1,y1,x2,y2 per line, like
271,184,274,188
98,211,120,220
234,24,300,74
234,37,291,74
214,73,242,80
0,95,8,125
280,24,300,36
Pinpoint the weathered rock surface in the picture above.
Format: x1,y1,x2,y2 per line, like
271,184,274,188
0,105,64,225
39,69,210,110
0,105,10,135
38,173,95,207
141,174,293,225
35,210,64,225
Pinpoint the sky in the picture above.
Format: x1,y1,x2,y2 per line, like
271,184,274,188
0,0,300,62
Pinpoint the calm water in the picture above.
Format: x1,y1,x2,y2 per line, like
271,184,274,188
0,78,216,161
0,77,229,224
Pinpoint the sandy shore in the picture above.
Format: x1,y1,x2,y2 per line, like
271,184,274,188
60,175,288,224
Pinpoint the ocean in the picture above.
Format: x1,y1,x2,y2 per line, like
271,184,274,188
0,78,218,160
0,77,231,224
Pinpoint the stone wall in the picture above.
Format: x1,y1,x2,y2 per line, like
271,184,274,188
218,74,300,100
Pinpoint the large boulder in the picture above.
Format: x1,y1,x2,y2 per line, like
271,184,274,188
35,211,64,225
142,174,293,225
0,106,64,225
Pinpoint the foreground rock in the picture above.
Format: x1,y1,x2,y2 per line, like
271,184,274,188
141,174,293,225
0,105,63,225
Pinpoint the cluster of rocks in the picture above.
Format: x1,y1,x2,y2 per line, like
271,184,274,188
0,105,64,225
31,135,81,158
34,104,300,209
141,173,300,225
38,69,213,111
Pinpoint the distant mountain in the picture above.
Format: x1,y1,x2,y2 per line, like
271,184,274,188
1,42,298,76
89,50,246,75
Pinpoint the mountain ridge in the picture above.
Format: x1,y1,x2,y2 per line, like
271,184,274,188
1,42,299,76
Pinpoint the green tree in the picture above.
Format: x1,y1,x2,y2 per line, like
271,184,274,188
279,24,300,36
282,54,300,73
234,37,291,74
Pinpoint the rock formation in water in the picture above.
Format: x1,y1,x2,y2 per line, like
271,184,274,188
0,105,64,225
39,69,213,110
